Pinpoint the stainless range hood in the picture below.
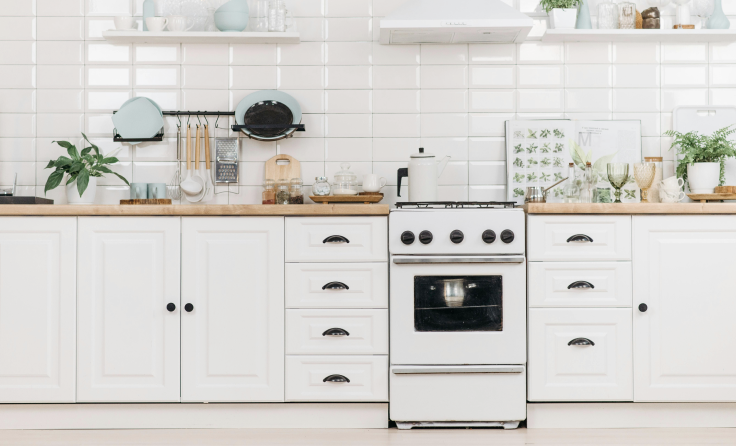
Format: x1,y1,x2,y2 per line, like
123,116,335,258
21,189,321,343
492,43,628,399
379,0,534,45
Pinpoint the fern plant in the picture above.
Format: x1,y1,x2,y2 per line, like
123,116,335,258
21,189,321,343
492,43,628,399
664,125,736,187
539,0,582,12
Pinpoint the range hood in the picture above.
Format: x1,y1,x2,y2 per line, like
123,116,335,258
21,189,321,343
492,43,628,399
379,0,533,45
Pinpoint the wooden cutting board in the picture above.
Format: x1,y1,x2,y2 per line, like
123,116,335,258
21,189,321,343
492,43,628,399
310,193,384,204
264,154,301,181
120,199,172,205
687,193,736,203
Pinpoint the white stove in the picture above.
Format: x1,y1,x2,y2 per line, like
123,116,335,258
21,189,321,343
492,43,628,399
388,202,527,430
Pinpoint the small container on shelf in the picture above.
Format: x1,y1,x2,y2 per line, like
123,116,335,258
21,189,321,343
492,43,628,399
598,0,620,29
312,176,331,196
289,177,304,204
262,179,276,204
618,1,637,29
332,163,359,196
276,179,290,205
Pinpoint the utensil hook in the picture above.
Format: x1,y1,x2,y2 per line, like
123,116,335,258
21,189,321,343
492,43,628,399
203,114,209,126
214,114,220,129
187,114,191,126
196,113,202,126
176,114,182,128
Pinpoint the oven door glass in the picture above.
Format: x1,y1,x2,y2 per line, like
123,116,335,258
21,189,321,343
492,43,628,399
414,276,502,332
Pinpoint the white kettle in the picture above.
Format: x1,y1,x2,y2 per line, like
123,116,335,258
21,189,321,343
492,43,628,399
397,148,450,202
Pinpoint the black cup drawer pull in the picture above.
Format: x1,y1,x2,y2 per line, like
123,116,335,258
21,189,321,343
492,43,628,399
567,234,594,243
322,328,350,337
323,235,350,244
568,338,595,346
322,281,349,290
323,374,350,383
568,281,595,290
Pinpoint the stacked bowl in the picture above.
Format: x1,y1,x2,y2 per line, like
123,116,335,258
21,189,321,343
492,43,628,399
214,0,249,32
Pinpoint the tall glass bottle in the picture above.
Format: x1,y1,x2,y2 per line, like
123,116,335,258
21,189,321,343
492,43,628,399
563,163,580,203
581,162,594,203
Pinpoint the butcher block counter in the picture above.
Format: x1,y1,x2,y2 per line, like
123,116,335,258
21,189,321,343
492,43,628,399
526,203,736,214
0,204,390,216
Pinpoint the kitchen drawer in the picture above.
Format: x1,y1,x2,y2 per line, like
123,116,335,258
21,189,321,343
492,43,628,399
285,217,388,263
285,355,388,402
528,262,632,308
528,308,633,402
286,309,388,355
527,215,632,261
285,263,388,308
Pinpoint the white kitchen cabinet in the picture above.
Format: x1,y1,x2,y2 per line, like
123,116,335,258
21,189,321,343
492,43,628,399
528,262,633,308
285,309,389,355
181,217,284,402
0,217,76,403
633,216,736,402
528,215,632,262
77,217,181,402
285,355,388,402
285,263,388,309
285,217,388,263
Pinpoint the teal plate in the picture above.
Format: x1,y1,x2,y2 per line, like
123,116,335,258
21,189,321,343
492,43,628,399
234,90,302,141
112,97,164,145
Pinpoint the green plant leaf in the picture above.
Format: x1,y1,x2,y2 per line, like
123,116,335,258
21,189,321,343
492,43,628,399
96,165,113,174
82,133,100,156
45,160,56,169
81,147,92,157
592,151,618,182
76,168,90,197
111,172,130,186
100,157,119,165
569,139,587,169
44,170,64,195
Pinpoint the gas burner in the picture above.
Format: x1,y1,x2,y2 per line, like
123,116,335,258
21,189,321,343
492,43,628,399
394,201,517,209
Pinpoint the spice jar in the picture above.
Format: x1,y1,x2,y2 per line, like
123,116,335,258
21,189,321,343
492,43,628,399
289,177,304,204
333,163,359,195
262,179,275,204
312,176,331,196
276,179,290,205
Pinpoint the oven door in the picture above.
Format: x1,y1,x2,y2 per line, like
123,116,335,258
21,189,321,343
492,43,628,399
390,255,526,365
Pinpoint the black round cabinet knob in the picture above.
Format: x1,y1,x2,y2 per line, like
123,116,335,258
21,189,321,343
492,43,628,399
419,230,433,244
185,303,194,312
450,230,464,244
401,231,415,245
166,303,176,312
639,303,648,313
501,230,515,244
482,230,496,244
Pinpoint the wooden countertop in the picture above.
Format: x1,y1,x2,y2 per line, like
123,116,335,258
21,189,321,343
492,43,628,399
526,203,736,214
0,204,390,216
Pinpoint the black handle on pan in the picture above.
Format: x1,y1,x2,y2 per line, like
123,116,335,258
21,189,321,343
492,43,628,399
397,168,408,197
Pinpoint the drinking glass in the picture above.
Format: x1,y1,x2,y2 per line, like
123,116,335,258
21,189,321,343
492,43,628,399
619,1,637,29
633,163,656,203
607,163,630,203
598,0,620,29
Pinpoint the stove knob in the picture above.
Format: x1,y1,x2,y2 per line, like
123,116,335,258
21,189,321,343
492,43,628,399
419,230,433,245
501,230,515,244
400,231,415,245
450,230,464,244
482,230,496,244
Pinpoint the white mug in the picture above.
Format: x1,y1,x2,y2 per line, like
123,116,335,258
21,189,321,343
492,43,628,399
661,176,684,189
114,16,136,30
145,17,168,32
167,15,193,31
362,174,387,193
660,188,686,203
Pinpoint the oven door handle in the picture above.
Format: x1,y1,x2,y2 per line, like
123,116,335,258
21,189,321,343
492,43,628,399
392,366,524,374
392,256,525,264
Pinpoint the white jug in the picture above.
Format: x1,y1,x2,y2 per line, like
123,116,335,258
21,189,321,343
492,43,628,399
397,148,450,202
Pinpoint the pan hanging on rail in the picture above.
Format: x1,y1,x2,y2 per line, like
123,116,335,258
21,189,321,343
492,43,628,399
233,90,304,141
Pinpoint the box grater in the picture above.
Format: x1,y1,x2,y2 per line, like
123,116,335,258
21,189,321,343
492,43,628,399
215,137,239,183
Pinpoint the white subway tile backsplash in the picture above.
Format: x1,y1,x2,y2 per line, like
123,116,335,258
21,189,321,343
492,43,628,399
420,65,468,89
134,66,178,89
469,44,516,64
373,66,419,89
470,66,516,88
468,137,505,161
438,161,468,185
325,90,372,113
469,185,505,201
230,44,277,65
421,45,468,65
710,42,736,64
87,66,132,88
280,89,325,113
279,42,325,65
0,90,35,113
372,43,420,65
517,65,564,88
37,17,85,40
518,89,564,112
325,18,372,41
37,113,81,137
86,0,131,16
373,89,418,113
279,66,325,89
182,66,228,89
296,114,326,138
420,114,468,138
135,44,180,64
612,89,661,113
613,42,660,64
661,64,708,88
181,89,229,111
372,138,419,162
517,42,564,64
182,44,229,66
661,43,708,64
613,113,661,137
1,162,35,186
469,90,515,113
0,41,35,65
86,43,130,64
325,66,371,89
613,64,660,88
0,114,35,138
291,0,324,17
85,17,116,40
294,17,325,41
325,42,371,65
710,65,736,87
0,17,34,40
85,90,130,112
0,138,35,162
661,88,709,112
566,65,612,88
421,137,468,160
326,114,372,137
133,90,180,110
324,138,372,162
38,0,84,16
373,114,419,137
469,113,515,137
0,65,35,89
276,137,321,161
38,89,84,113
565,42,612,64
3,0,35,16
421,90,467,113
469,161,506,185
566,89,612,113
373,0,412,15
230,66,277,89
709,89,736,107
326,0,371,17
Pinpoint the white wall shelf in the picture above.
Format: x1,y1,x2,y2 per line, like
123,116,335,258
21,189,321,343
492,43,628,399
542,29,736,42
102,31,300,44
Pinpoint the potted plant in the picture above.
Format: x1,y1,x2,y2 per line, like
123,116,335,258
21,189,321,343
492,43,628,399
664,125,736,194
540,0,583,29
44,133,130,204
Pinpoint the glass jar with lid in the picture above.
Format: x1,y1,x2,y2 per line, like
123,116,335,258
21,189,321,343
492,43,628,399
275,179,290,205
312,176,331,196
289,178,304,204
332,163,358,195
262,179,275,204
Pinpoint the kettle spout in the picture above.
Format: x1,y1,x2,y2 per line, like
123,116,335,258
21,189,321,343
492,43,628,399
437,156,450,178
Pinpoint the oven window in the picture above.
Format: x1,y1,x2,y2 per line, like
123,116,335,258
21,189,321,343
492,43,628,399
414,276,502,332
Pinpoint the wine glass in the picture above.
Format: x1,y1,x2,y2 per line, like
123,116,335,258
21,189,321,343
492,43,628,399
691,0,715,28
607,163,630,203
633,163,656,203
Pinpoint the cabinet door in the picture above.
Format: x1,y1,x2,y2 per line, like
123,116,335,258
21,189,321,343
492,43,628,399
77,217,181,402
634,216,736,401
181,217,284,402
0,217,76,403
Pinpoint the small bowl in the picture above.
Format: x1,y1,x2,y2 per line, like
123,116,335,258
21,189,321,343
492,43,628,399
214,11,249,32
215,0,249,13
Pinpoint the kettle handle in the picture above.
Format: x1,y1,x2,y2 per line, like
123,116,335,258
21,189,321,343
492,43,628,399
397,168,408,197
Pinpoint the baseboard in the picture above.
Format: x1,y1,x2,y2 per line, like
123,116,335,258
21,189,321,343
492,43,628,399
528,402,736,428
0,403,388,430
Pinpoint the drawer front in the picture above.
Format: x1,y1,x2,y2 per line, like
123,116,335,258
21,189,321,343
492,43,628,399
285,355,388,402
285,263,388,308
285,217,388,263
528,215,632,261
528,262,632,308
286,309,388,355
528,308,633,402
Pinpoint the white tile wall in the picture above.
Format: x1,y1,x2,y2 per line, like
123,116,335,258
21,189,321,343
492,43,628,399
1,0,735,204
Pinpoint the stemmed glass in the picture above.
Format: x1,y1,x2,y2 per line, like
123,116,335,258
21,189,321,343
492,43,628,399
607,163,630,203
633,163,656,203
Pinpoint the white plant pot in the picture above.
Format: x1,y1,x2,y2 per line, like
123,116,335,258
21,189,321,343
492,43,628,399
687,162,720,194
66,176,97,205
549,8,578,29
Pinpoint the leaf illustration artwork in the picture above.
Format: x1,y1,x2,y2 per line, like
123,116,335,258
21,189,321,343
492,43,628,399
540,158,551,167
526,144,538,154
554,172,564,181
526,172,538,182
513,130,524,139
554,143,564,153
513,158,524,168
540,129,551,138
553,129,565,138
528,158,538,166
541,172,551,182
553,157,562,167
514,144,524,153
541,143,551,153
513,173,525,183
513,188,525,197
570,139,617,183
553,188,563,197
527,129,537,139
624,189,637,199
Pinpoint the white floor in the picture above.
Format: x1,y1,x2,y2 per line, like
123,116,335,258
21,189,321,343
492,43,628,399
1,428,736,445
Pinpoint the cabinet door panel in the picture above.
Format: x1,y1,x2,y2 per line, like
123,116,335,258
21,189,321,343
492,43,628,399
77,217,181,402
0,217,76,403
634,216,736,402
181,217,284,402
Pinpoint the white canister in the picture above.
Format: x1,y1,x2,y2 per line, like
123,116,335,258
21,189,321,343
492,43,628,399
645,156,663,203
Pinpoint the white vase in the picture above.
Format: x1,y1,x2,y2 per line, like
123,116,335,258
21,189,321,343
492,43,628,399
687,162,720,194
549,8,578,29
66,176,98,205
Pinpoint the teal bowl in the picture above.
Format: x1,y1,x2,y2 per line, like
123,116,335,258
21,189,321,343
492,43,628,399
214,11,249,32
216,0,249,13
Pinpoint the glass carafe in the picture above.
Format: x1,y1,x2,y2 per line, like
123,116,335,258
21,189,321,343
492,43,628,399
268,0,286,32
